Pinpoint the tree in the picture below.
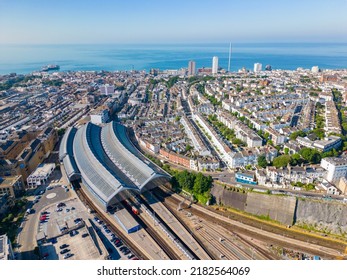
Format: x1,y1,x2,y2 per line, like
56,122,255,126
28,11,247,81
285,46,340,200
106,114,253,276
289,130,307,140
272,155,292,168
299,148,322,164
185,144,193,152
193,172,212,194
57,128,66,136
257,155,268,168
176,170,195,191
312,128,325,140
284,147,289,155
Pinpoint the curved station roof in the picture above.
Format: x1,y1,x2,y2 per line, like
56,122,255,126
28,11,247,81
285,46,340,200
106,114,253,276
59,121,170,208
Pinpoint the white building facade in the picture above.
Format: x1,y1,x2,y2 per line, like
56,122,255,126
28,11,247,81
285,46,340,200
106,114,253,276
321,157,347,184
212,56,218,75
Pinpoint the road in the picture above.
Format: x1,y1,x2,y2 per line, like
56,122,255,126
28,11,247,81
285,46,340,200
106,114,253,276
16,172,70,260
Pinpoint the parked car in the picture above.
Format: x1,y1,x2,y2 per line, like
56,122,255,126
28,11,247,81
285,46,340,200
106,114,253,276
63,253,73,259
59,244,69,249
81,233,89,238
60,249,70,254
70,230,78,237
60,226,68,232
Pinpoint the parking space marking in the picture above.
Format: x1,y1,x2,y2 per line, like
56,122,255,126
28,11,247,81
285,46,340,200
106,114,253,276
46,193,57,199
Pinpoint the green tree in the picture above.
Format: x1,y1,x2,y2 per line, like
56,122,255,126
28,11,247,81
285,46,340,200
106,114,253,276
185,144,193,152
273,155,292,168
176,170,195,191
57,128,66,136
257,155,268,168
289,130,307,140
193,172,212,194
299,148,322,164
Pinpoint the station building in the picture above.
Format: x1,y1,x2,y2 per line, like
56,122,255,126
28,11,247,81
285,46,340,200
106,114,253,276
59,121,170,211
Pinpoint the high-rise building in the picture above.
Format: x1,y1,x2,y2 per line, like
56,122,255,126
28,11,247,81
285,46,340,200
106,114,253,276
212,56,218,75
188,60,196,76
254,63,262,72
311,66,320,73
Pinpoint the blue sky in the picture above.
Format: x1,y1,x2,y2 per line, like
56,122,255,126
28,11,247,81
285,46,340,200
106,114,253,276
0,0,346,44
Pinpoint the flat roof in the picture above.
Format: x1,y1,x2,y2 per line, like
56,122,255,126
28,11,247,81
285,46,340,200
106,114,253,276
0,175,21,187
28,163,55,177
114,208,139,231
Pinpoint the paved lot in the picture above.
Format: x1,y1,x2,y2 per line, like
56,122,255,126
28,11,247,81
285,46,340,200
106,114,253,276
16,170,71,260
40,221,107,260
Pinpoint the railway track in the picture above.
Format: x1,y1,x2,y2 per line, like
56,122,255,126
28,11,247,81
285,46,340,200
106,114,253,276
196,226,238,259
129,192,199,260
155,186,346,259
121,200,179,260
154,187,272,260
148,190,215,260
74,183,149,260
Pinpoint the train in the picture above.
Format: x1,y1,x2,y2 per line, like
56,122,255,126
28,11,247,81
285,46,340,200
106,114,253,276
131,206,139,215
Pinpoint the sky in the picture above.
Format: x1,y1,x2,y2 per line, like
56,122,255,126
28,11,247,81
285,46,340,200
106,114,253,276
0,0,346,44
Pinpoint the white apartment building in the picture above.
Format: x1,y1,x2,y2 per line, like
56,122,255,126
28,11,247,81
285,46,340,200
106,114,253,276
27,163,55,188
321,157,347,184
90,109,109,124
311,66,320,73
188,60,196,76
254,63,262,72
212,56,218,75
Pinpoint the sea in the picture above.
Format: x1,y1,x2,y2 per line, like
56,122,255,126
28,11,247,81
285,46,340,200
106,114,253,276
0,43,346,75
